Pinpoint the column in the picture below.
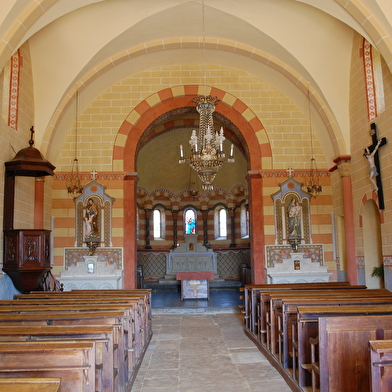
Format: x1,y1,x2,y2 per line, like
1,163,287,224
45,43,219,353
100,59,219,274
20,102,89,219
333,157,358,284
123,173,138,289
144,209,152,249
228,207,236,248
172,210,178,248
202,209,209,246
247,171,265,284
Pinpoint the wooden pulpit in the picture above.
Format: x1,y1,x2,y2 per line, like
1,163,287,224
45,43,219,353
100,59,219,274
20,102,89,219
2,128,55,292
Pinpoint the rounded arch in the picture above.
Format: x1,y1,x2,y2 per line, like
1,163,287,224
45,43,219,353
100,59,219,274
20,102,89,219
115,86,265,173
362,198,384,289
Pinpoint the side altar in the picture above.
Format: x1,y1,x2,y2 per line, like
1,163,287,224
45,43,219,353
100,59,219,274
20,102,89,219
161,235,219,282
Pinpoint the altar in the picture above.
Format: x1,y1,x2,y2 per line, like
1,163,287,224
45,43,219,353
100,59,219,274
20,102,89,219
266,252,331,284
176,271,215,300
161,235,219,282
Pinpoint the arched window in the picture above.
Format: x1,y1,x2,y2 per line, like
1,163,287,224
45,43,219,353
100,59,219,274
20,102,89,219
184,208,196,234
214,206,227,239
240,203,249,238
153,207,165,240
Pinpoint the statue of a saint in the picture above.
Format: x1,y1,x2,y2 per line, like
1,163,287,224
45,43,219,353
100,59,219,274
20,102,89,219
85,198,98,236
288,198,301,239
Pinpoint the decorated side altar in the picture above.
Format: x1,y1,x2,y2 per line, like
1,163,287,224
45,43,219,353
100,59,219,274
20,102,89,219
266,250,331,283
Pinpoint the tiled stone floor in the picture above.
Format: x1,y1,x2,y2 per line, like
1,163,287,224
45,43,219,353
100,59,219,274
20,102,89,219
133,291,292,391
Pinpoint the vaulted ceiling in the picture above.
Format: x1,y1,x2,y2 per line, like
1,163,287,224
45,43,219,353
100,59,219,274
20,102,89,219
2,0,392,166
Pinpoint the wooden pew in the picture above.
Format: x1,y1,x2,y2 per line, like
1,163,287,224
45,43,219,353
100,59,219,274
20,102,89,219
243,282,357,336
369,339,392,392
277,295,392,373
0,310,129,392
0,324,116,392
316,315,392,391
0,301,139,378
15,292,152,370
15,290,152,351
268,289,391,358
297,305,392,389
0,377,61,392
13,290,152,389
0,340,96,392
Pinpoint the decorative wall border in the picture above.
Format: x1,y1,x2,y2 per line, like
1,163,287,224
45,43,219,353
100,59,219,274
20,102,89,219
8,49,20,130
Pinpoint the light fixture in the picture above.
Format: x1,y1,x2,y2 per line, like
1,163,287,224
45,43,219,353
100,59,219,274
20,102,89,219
306,87,322,198
179,0,234,191
67,88,83,196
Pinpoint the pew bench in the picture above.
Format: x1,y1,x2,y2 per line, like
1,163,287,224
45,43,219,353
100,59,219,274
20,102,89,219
243,282,358,337
280,297,392,376
0,325,116,392
268,289,392,360
0,377,61,392
0,340,96,392
369,339,392,392
315,315,392,391
256,287,375,348
0,310,129,392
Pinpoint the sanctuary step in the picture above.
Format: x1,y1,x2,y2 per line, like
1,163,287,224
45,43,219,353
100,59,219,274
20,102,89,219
144,279,242,293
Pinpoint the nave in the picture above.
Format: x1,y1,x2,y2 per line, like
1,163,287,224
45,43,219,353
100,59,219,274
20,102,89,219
133,291,291,391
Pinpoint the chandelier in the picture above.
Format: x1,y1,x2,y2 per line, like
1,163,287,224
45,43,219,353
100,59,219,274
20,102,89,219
66,88,83,196
306,87,322,198
179,95,234,191
178,0,234,191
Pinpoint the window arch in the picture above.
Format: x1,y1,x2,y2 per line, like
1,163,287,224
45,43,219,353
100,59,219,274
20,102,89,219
214,205,227,239
153,206,165,240
184,208,197,234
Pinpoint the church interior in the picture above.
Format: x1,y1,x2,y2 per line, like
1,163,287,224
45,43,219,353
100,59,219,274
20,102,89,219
1,1,392,391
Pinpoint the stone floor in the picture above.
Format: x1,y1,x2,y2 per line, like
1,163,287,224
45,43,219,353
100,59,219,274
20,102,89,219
132,291,292,391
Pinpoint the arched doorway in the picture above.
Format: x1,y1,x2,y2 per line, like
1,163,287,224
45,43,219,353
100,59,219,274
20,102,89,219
363,199,383,289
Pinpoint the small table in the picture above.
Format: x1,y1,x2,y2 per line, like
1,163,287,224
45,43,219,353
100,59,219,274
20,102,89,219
176,271,215,300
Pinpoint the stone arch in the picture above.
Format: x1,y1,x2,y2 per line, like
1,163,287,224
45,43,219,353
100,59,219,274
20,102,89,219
115,86,265,173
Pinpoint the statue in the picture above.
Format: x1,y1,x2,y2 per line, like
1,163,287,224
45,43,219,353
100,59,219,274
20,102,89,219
85,198,98,237
288,198,302,239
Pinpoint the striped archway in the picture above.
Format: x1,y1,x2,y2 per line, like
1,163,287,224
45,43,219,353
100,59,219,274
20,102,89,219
119,85,267,287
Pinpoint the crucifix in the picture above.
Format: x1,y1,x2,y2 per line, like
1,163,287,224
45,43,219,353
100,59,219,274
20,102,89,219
91,169,98,181
189,280,201,297
286,167,294,177
364,123,387,209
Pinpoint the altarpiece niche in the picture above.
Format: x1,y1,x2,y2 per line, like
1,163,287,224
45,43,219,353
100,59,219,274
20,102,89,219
265,175,328,282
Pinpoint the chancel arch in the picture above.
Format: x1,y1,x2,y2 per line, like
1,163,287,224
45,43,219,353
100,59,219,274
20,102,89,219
120,86,267,286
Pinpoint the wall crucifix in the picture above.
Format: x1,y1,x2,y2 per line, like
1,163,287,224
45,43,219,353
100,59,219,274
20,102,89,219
364,122,387,209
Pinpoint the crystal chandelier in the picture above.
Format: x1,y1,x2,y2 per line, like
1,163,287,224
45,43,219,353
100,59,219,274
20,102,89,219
306,87,322,198
178,0,234,191
67,88,83,196
179,95,234,191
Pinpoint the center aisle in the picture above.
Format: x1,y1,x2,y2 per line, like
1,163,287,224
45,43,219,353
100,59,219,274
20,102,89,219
132,312,292,392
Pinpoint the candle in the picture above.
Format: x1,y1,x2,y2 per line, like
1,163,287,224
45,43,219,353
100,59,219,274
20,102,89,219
180,145,184,158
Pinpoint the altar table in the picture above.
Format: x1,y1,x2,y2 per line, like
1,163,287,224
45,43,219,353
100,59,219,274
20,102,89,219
176,271,215,300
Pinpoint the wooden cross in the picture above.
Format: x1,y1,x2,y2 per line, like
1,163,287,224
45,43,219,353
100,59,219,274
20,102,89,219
364,123,387,209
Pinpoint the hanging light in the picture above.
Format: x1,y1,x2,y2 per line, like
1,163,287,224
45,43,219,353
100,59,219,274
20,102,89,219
178,0,234,191
67,88,83,196
306,87,322,198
